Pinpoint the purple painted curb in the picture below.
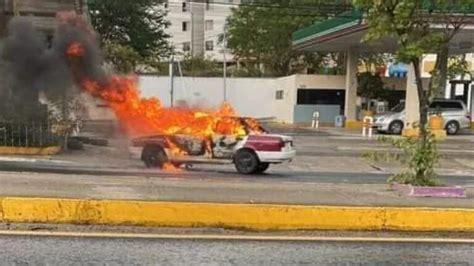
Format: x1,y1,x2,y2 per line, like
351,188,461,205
392,184,466,198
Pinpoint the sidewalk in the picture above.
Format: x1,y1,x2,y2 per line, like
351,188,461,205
0,171,471,208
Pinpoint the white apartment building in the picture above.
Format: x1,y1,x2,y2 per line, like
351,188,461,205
164,0,239,62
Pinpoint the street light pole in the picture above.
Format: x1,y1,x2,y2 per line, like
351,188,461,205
169,56,174,107
223,23,227,103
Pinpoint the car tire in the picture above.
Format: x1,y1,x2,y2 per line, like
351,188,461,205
389,121,404,135
234,149,260,175
445,121,460,135
256,163,270,174
142,145,168,168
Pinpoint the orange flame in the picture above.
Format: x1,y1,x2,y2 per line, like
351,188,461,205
66,42,263,165
79,75,246,138
67,42,84,57
162,163,182,172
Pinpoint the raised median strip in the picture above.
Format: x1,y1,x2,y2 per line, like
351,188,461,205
0,197,473,231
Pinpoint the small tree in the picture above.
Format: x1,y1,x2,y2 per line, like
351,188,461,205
103,43,143,74
179,56,222,77
355,0,472,185
357,72,385,112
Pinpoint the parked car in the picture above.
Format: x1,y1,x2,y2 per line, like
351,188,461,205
131,117,296,174
374,99,471,135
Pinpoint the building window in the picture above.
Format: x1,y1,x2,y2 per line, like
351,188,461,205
276,90,284,100
205,20,214,31
205,41,214,51
164,0,168,8
206,0,212,10
183,42,191,52
182,2,187,12
297,89,345,105
430,101,463,111
227,0,233,3
182,21,189,31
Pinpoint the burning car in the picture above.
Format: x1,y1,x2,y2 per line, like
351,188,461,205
131,117,295,174
44,14,294,175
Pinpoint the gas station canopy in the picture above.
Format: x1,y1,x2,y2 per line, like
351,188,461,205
292,10,474,54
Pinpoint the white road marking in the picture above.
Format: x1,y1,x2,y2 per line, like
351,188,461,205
0,156,75,164
0,230,472,244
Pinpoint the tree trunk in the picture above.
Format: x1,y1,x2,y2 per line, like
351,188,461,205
412,58,429,178
413,60,428,121
437,44,449,98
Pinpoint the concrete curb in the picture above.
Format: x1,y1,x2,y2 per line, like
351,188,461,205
0,146,61,155
0,197,473,231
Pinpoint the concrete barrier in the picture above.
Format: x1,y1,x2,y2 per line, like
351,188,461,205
1,197,473,231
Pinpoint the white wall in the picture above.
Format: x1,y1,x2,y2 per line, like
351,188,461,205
139,74,364,124
274,75,296,123
89,74,441,124
271,75,349,123
139,75,275,119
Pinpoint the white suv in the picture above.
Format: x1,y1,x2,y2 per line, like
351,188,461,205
374,99,472,135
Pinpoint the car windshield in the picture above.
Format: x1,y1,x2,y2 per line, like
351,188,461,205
390,102,405,113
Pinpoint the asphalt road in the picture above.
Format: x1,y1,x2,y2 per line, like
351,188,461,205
0,234,472,265
0,159,473,186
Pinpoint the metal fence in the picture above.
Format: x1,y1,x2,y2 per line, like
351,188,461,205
0,121,61,148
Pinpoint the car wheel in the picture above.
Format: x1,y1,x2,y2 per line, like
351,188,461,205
389,121,404,135
234,149,259,174
445,121,460,135
255,163,270,174
142,145,168,168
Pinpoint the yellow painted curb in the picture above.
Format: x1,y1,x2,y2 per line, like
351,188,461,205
0,146,61,155
345,120,363,129
401,129,447,140
0,198,473,231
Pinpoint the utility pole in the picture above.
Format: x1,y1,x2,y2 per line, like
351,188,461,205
169,56,174,107
223,23,227,103
190,11,194,56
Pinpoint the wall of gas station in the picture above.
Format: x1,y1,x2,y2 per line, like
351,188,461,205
272,74,431,124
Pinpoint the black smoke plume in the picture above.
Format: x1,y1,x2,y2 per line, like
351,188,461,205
0,12,105,121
